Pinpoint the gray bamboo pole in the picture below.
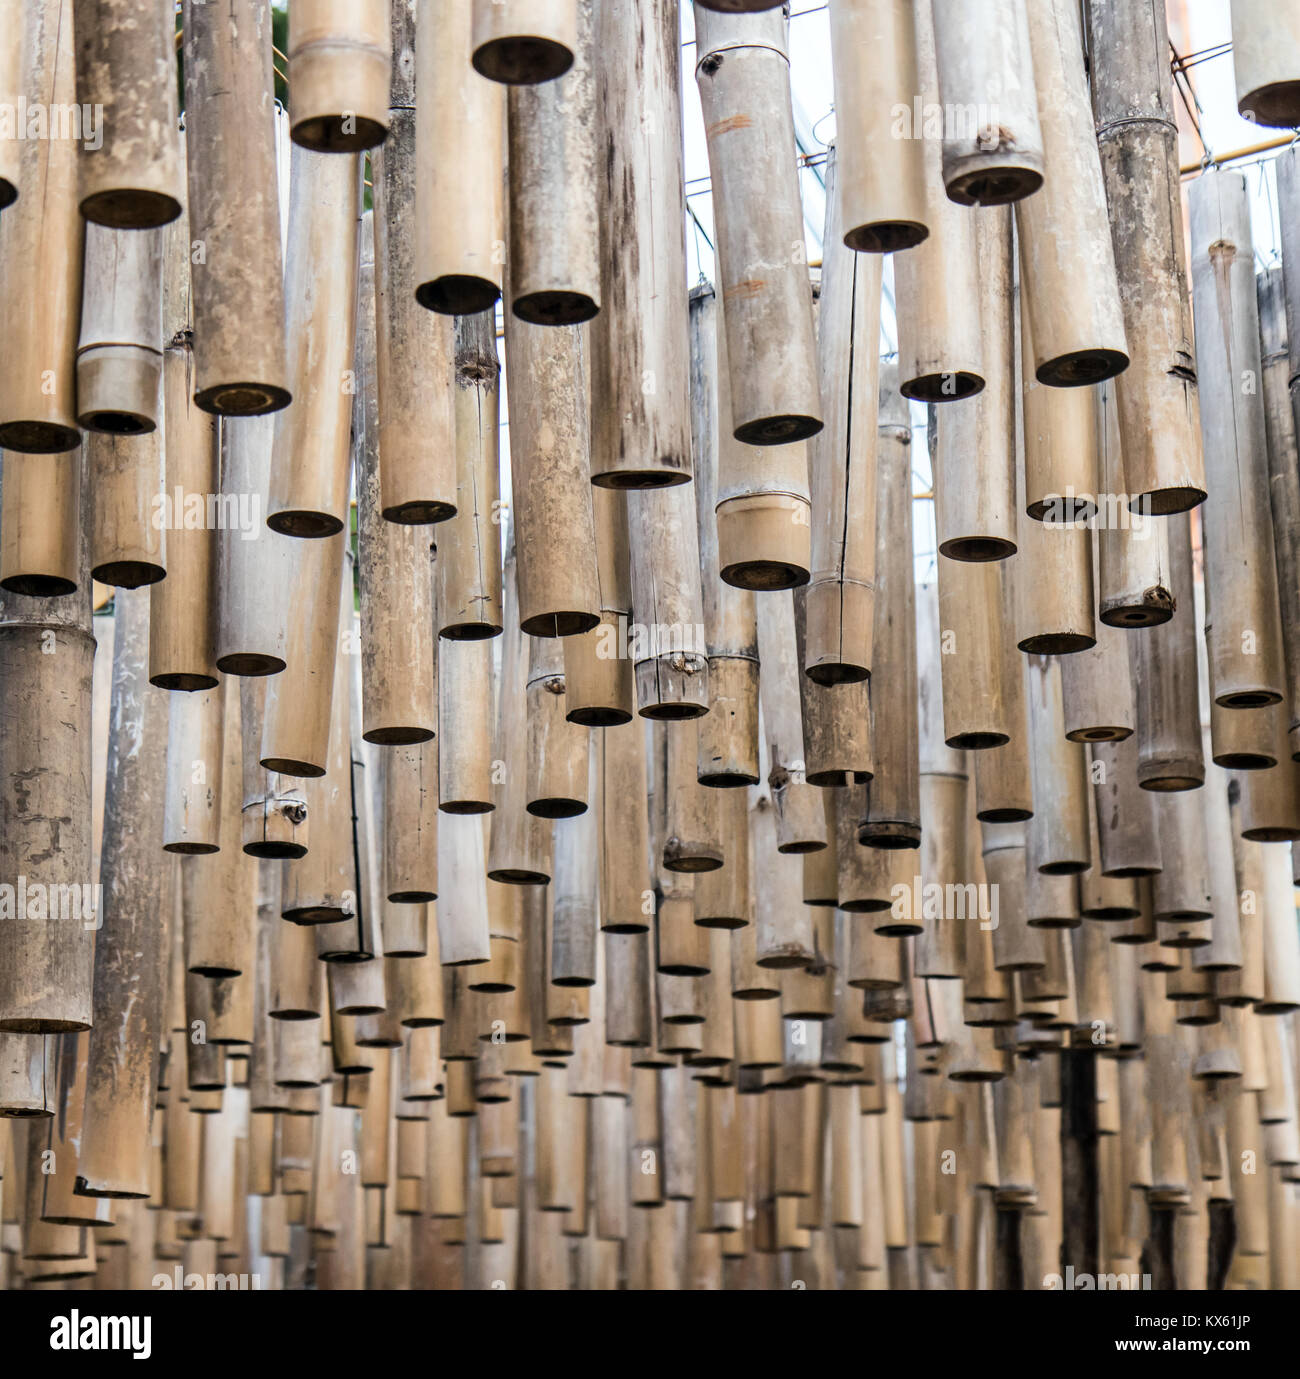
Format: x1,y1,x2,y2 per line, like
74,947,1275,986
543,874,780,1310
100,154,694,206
162,680,224,854
690,285,759,783
0,446,82,597
79,589,169,1196
862,364,920,848
1230,0,1300,127
74,0,182,227
1088,0,1204,513
1092,735,1161,878
1061,538,1136,741
564,485,634,725
589,0,692,486
1015,0,1128,386
1189,171,1285,710
526,631,589,818
506,0,597,325
439,638,494,814
827,0,927,252
795,583,872,786
183,0,289,416
1025,656,1089,876
695,4,822,445
415,0,503,315
0,475,94,1032
267,147,361,538
931,0,1042,205
439,308,503,640
87,428,165,589
384,740,437,902
239,675,308,859
807,145,880,681
287,0,390,152
472,0,576,84
599,717,651,933
0,0,82,453
972,566,1031,822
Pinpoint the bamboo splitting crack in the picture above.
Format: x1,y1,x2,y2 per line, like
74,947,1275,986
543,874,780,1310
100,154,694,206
0,0,1299,1300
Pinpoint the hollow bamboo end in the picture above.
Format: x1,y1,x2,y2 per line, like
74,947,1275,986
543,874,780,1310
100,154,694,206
590,466,692,490
150,671,220,692
363,726,437,746
525,799,587,819
440,800,494,815
194,382,293,417
162,841,220,856
519,611,600,637
0,1016,91,1034
79,189,182,231
901,371,985,403
717,495,811,590
0,421,82,453
1130,485,1207,517
487,868,551,885
940,536,1017,562
92,560,166,590
382,500,457,525
858,823,921,849
1099,600,1174,628
1037,861,1088,877
734,414,823,446
945,731,1010,750
265,509,345,539
440,621,505,641
0,572,77,597
1035,350,1129,388
472,38,574,85
259,756,326,779
416,276,502,317
567,706,633,726
512,290,599,327
1238,83,1300,129
1214,689,1283,709
1212,750,1276,769
1065,725,1131,743
843,221,928,254
976,805,1034,822
945,163,1043,208
0,180,15,211
290,115,388,154
1017,631,1095,655
215,652,287,676
243,841,308,860
698,770,759,787
1241,825,1300,842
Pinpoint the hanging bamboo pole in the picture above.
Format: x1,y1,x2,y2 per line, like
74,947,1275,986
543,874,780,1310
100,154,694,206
287,0,390,152
505,0,597,324
439,638,494,814
937,557,1009,749
599,718,652,933
564,485,634,725
1088,0,1204,513
931,0,1042,205
1025,656,1089,876
267,147,361,538
795,586,872,786
79,590,170,1197
526,632,589,818
384,740,437,903
183,0,289,416
162,680,225,855
1188,171,1286,710
0,0,18,209
807,145,880,681
0,0,82,453
695,4,821,445
240,676,308,859
0,489,93,1032
1230,0,1300,127
589,0,692,486
415,0,504,315
74,0,182,227
1015,0,1128,386
827,0,926,252
972,574,1031,822
0,446,82,597
440,308,503,640
87,428,165,589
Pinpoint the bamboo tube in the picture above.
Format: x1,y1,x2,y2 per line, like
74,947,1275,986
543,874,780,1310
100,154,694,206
936,220,1016,559
827,0,926,252
1212,699,1278,771
756,592,825,852
74,0,182,226
437,814,491,968
0,1036,53,1115
894,2,981,401
0,0,81,453
1231,0,1300,127
862,367,920,848
1190,173,1286,709
1016,0,1128,386
260,530,346,778
564,487,634,725
1091,736,1161,877
712,285,811,590
794,589,871,786
1133,514,1204,790
79,591,169,1196
384,741,437,902
937,557,1009,749
931,0,1042,205
628,483,711,718
182,0,288,416
267,148,361,538
440,308,503,639
504,315,599,637
1061,568,1136,743
0,0,18,208
552,800,598,988
526,632,589,817
87,428,166,589
374,11,455,524
162,681,224,854
149,349,218,690
75,224,162,434
1088,0,1204,513
215,416,288,674
1025,656,1089,875
1260,844,1300,1014
287,0,390,152
692,290,759,782
695,5,821,445
663,720,723,872
589,0,692,487
505,0,596,323
0,447,81,597
0,502,93,1032
414,0,503,315
972,561,1031,822
597,720,651,935
240,676,308,859
1238,713,1300,841
806,145,879,681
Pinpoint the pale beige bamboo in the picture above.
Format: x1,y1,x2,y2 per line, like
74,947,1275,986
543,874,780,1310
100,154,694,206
239,676,308,859
526,632,589,818
1025,656,1089,875
267,148,361,538
87,428,166,589
827,0,927,252
937,557,1009,749
564,486,634,725
1013,507,1094,655
162,680,224,854
0,0,82,452
1230,0,1300,127
183,0,289,415
74,0,182,227
439,637,493,814
415,0,503,315
1015,0,1128,386
287,0,390,152
472,0,577,84
972,561,1031,822
437,813,491,967
0,448,82,597
599,717,652,933
589,0,692,486
1091,736,1161,877
384,740,436,902
0,0,18,207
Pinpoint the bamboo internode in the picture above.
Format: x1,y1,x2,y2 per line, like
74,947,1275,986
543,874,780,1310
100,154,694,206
287,0,391,153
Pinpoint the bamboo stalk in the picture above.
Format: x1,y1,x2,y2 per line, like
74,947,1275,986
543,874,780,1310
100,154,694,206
287,0,390,152
1025,656,1089,876
0,0,18,208
87,428,166,589
472,0,576,85
240,676,308,859
0,447,82,598
415,0,503,315
183,0,289,416
162,680,224,855
74,0,182,227
589,0,692,487
599,718,651,933
1230,0,1300,127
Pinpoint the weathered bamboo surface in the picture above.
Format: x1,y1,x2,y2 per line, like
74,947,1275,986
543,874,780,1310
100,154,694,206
1,0,1299,1301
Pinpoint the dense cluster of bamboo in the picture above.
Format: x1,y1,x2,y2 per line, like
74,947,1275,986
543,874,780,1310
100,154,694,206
1,0,1300,1293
